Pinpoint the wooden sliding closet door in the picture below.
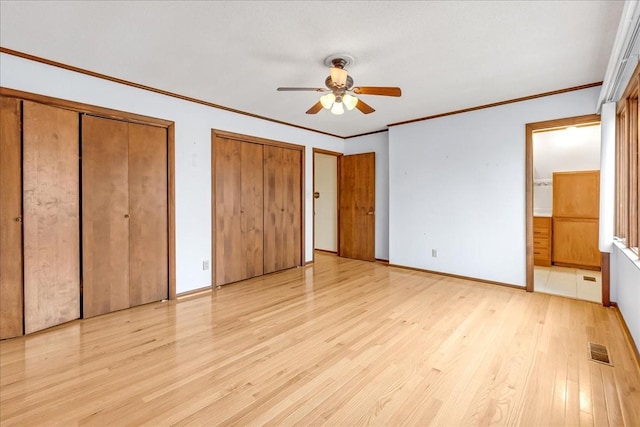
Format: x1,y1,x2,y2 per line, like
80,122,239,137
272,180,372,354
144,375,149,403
82,115,130,318
0,97,24,339
214,137,264,286
23,101,80,334
263,145,302,274
128,123,168,306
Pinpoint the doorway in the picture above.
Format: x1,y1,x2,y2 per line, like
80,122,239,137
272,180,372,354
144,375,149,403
313,149,340,254
525,115,609,304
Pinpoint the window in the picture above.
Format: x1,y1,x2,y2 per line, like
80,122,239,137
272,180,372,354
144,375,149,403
616,64,640,257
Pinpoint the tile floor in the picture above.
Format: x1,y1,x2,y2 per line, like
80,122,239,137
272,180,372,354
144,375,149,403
534,265,602,303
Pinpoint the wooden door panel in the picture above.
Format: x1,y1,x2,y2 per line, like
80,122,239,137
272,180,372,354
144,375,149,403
240,141,264,280
214,137,245,285
339,153,375,261
128,123,168,306
23,101,80,333
82,115,130,318
553,171,600,218
553,218,600,268
0,97,24,339
263,145,302,274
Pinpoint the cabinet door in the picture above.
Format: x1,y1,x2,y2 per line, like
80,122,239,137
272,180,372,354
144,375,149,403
128,123,168,306
23,101,80,333
553,171,600,218
214,138,263,285
263,145,302,274
0,97,24,339
552,218,600,268
82,115,130,318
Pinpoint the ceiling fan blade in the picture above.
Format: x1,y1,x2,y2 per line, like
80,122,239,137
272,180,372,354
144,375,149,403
355,99,375,114
353,86,402,97
277,87,326,92
306,101,324,114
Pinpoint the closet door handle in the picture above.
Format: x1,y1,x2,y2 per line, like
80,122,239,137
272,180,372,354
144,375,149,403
124,214,130,219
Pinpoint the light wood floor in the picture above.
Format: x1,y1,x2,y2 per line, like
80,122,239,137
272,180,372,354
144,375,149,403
1,252,639,426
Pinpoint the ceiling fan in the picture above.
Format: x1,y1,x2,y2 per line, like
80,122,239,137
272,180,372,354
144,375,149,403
277,54,401,115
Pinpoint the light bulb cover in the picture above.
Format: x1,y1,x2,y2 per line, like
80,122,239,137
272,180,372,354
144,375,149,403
320,93,335,109
343,93,358,110
329,67,348,87
331,101,344,115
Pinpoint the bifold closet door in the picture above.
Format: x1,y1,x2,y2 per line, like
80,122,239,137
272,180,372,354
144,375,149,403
82,115,130,318
0,97,24,339
263,145,302,274
214,137,263,286
128,123,168,306
22,101,80,334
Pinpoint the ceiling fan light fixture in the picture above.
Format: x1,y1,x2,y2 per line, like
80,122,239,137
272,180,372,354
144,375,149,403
343,93,358,110
320,93,336,109
330,100,344,115
330,67,348,87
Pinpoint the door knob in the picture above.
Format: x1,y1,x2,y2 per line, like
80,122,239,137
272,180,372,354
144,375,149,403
367,211,374,215
14,216,22,222
124,214,130,218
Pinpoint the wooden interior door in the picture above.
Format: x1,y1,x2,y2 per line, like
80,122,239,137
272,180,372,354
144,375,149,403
263,145,302,274
22,101,80,333
214,137,264,285
0,97,24,339
128,123,168,306
82,115,130,318
339,152,375,261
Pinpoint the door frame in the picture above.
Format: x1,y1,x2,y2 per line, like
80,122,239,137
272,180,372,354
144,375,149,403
0,87,177,300
312,148,342,263
524,114,609,305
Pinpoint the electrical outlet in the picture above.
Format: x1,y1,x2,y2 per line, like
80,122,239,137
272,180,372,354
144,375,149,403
203,260,209,270
432,249,438,258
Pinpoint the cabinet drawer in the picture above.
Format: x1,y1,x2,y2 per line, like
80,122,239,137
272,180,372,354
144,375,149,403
533,237,549,249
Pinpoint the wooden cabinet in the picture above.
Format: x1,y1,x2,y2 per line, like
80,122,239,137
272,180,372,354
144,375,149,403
533,216,552,267
82,115,168,318
552,171,600,269
212,131,303,286
552,218,600,269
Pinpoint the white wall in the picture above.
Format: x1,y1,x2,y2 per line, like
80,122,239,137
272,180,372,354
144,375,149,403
314,153,337,252
610,242,640,351
388,86,601,286
344,132,390,261
0,53,344,294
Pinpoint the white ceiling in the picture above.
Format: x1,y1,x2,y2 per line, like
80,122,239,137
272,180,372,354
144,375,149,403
0,1,624,138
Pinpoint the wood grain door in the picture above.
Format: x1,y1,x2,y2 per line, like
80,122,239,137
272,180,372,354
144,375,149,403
128,123,168,306
553,218,600,268
22,101,80,333
263,145,302,274
214,137,264,285
82,115,130,318
0,97,24,339
339,152,375,261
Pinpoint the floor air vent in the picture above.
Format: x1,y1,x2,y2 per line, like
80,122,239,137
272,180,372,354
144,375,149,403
588,342,612,366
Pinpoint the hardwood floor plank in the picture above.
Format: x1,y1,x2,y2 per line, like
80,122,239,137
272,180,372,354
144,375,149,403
1,252,639,426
